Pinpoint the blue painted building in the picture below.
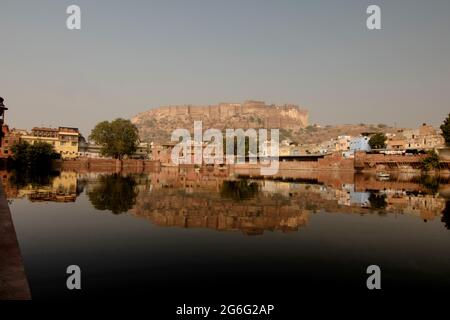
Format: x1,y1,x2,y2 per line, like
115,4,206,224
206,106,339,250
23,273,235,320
349,136,371,152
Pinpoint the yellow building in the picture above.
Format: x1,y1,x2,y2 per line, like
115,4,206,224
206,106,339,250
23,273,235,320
19,127,80,159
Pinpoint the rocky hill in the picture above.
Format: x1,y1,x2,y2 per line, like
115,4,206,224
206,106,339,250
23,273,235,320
131,100,309,143
291,123,398,145
131,100,398,144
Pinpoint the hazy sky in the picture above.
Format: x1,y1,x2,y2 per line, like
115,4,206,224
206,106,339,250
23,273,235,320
1,0,449,136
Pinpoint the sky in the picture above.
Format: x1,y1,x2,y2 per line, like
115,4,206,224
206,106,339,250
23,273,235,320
1,0,449,136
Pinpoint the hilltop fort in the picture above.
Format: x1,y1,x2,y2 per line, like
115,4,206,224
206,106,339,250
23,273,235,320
131,100,309,142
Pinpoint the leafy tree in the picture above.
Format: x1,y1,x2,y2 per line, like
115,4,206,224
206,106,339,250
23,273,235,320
89,118,140,159
87,174,138,214
10,141,59,170
420,150,440,172
440,113,450,147
368,133,387,149
419,174,440,194
8,170,58,189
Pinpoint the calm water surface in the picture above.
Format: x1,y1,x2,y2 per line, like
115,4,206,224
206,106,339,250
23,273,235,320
4,168,450,299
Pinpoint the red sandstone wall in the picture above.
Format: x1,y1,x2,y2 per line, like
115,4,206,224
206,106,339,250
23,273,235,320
318,154,354,170
61,158,161,173
354,152,429,163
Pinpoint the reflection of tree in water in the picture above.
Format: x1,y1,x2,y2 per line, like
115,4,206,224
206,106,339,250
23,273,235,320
419,174,440,194
442,201,450,230
220,180,259,201
8,169,59,189
87,174,138,214
368,192,387,210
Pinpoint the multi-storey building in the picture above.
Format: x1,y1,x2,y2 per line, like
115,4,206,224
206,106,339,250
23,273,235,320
19,126,80,159
0,125,21,158
402,123,444,150
349,136,371,152
387,123,444,151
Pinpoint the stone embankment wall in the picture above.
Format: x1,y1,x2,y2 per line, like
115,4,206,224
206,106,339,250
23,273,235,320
230,152,450,178
0,183,31,300
60,158,161,173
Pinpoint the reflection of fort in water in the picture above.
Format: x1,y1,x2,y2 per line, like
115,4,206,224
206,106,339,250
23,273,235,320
1,166,449,234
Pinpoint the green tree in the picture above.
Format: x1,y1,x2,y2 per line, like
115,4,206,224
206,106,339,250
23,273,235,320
89,118,140,159
440,113,450,147
8,170,58,189
420,149,440,172
87,174,138,214
419,174,440,193
11,141,59,170
368,133,387,149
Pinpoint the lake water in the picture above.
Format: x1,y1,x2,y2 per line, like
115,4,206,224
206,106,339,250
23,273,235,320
4,168,450,300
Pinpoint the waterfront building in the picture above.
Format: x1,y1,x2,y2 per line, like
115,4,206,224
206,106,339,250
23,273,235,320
349,136,371,152
341,136,372,158
0,125,21,158
151,142,176,164
386,133,407,150
78,140,104,158
78,141,150,159
335,135,351,152
321,135,352,154
19,127,80,159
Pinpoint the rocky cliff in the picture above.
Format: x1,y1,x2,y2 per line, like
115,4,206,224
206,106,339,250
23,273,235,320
131,100,308,143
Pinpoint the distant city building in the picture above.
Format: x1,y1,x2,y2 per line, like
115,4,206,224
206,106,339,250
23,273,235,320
401,123,444,150
349,136,371,152
151,142,176,164
386,123,444,151
335,135,351,152
386,133,407,150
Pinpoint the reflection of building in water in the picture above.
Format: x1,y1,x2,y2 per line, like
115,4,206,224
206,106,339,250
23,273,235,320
350,191,370,207
132,188,309,235
1,167,449,226
333,184,370,207
148,165,232,193
2,171,78,202
132,176,313,235
386,193,447,221
253,179,448,222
